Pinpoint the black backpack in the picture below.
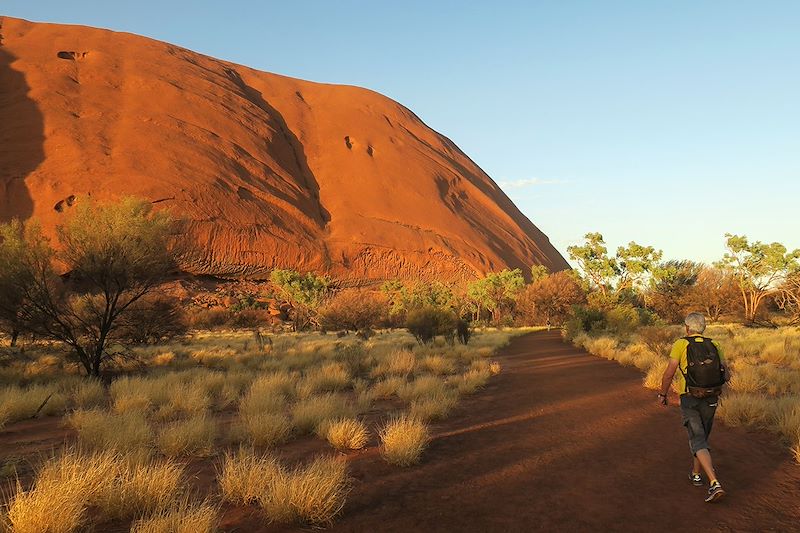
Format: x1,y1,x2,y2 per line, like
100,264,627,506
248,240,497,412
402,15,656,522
682,336,726,398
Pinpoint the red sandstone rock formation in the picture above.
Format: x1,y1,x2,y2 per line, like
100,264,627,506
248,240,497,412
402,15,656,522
0,16,568,283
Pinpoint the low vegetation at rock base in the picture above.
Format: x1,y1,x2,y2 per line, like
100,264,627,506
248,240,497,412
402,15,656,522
0,328,519,531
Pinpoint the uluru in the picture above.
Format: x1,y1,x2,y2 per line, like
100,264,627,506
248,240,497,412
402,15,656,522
0,16,568,283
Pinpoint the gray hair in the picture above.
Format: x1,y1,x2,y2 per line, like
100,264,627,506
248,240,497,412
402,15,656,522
684,313,706,334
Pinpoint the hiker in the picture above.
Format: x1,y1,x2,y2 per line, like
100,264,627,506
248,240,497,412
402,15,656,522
658,312,728,503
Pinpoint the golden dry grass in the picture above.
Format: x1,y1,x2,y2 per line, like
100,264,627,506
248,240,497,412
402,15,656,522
298,362,351,396
233,412,293,447
379,415,430,466
0,384,67,428
317,418,369,450
372,349,415,378
157,415,217,457
397,375,447,403
291,394,354,434
5,450,184,531
256,455,351,526
451,368,492,395
409,392,458,421
131,499,218,533
368,376,405,400
419,355,456,376
218,448,284,505
68,409,152,454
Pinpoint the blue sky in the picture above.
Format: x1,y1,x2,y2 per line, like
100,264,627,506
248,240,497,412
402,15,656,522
4,1,799,265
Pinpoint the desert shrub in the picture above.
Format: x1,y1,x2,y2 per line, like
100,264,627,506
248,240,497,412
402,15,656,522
157,416,216,457
516,271,586,326
379,415,430,466
405,306,458,344
333,343,372,378
318,290,388,331
187,308,231,330
0,199,177,377
233,412,293,447
637,326,679,358
131,500,218,533
564,305,606,340
605,305,641,338
118,296,188,345
317,418,369,450
228,309,271,329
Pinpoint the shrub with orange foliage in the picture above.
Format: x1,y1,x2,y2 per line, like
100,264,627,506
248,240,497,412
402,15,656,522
318,290,388,332
516,271,585,326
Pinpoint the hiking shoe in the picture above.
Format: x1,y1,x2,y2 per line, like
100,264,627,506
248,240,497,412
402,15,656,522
689,472,703,486
705,481,726,503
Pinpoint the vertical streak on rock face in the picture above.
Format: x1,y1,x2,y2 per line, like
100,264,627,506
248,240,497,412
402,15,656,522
0,18,42,222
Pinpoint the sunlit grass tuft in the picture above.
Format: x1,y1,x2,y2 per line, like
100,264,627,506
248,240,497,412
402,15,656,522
68,409,152,454
157,415,217,457
317,418,369,450
131,499,218,533
379,415,430,466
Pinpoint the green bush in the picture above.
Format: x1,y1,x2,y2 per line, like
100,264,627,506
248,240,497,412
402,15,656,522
405,307,459,345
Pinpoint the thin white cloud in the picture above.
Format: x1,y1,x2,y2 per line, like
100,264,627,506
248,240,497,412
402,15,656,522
497,178,566,190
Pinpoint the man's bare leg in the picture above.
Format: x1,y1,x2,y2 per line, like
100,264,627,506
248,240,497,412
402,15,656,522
695,449,717,482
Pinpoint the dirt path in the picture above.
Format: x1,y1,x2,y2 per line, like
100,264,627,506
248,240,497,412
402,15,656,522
324,331,799,533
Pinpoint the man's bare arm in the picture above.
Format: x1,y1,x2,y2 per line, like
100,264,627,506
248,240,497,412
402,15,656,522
659,359,680,398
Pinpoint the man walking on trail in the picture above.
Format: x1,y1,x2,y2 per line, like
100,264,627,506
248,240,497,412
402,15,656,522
658,312,728,503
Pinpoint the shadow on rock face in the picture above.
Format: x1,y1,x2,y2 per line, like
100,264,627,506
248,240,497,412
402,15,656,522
0,22,43,223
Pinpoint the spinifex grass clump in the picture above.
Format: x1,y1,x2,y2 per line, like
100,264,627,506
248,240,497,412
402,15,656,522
131,499,218,533
233,412,293,447
219,449,351,526
291,394,354,434
0,384,67,428
67,409,153,454
157,415,217,457
379,415,430,466
317,418,369,450
5,450,184,532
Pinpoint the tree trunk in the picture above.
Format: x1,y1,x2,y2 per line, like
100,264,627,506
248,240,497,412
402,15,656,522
10,328,19,347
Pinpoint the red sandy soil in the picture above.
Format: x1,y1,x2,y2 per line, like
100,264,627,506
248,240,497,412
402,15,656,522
326,331,800,532
3,331,797,532
0,16,568,283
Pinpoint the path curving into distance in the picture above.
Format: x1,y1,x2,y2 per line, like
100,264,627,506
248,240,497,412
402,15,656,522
328,330,800,532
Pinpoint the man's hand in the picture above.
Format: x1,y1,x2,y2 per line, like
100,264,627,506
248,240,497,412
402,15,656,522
657,393,668,407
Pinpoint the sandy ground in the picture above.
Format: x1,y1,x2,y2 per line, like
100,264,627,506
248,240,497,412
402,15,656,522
322,331,800,532
2,331,798,531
